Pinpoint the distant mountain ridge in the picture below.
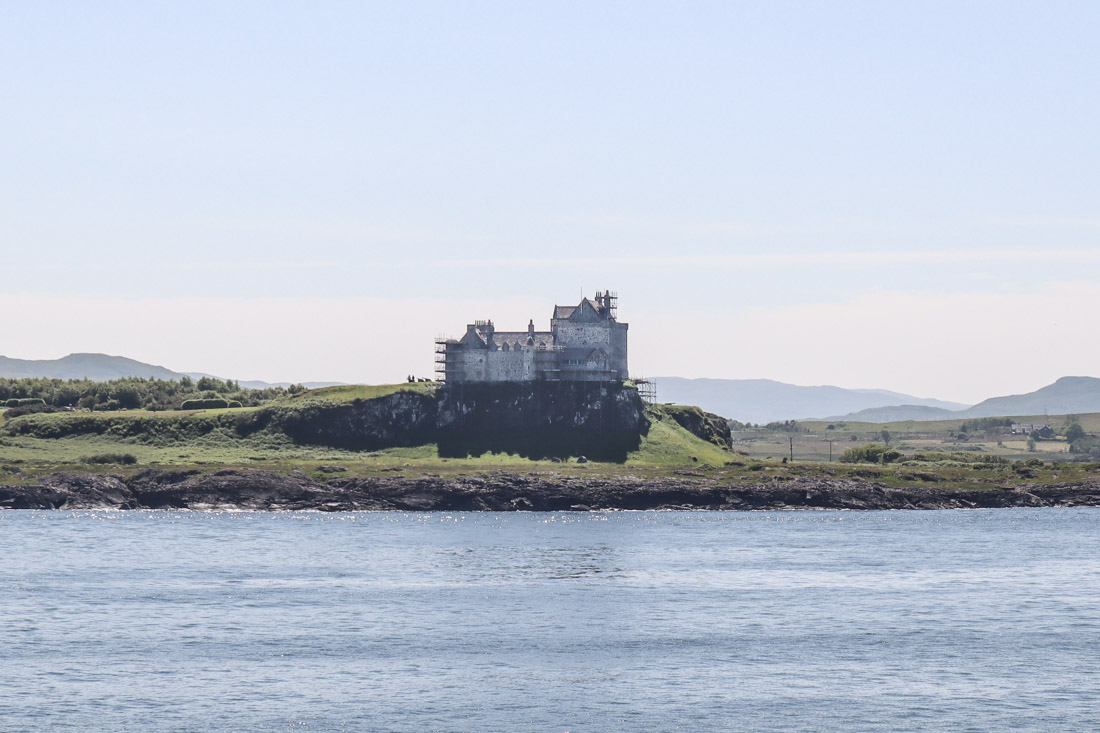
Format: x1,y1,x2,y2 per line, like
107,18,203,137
652,377,968,424
823,377,1100,423
0,353,342,390
0,353,184,381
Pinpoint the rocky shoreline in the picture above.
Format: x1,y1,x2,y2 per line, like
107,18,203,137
3,469,1100,511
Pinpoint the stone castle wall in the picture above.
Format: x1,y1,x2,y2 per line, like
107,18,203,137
440,293,628,383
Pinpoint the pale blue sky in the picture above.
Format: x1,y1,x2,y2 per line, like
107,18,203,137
3,2,1098,402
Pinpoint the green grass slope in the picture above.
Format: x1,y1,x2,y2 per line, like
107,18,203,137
0,383,731,471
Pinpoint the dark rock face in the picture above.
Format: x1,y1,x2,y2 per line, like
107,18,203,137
261,383,648,460
274,391,438,450
435,382,647,461
4,470,1100,512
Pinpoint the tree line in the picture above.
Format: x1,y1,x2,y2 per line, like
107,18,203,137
0,376,305,413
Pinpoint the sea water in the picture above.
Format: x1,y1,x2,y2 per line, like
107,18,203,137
2,509,1099,731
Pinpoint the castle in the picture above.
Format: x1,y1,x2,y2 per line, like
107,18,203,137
436,291,628,383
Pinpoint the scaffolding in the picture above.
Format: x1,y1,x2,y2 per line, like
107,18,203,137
632,376,657,404
595,290,618,319
434,336,457,380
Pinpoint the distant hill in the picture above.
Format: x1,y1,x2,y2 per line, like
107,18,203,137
0,353,342,389
824,376,1100,423
651,377,968,424
0,353,186,381
963,376,1100,418
819,404,960,423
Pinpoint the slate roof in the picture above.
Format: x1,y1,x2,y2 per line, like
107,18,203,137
492,331,554,349
554,297,605,321
553,305,577,319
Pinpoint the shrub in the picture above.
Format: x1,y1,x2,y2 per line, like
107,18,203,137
839,443,902,464
959,417,1012,433
4,403,59,417
1065,423,1087,442
5,398,45,407
1070,436,1100,458
0,375,291,412
909,452,1008,465
80,453,137,465
181,398,235,410
764,420,807,433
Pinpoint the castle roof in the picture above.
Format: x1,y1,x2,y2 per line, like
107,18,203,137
492,331,554,349
553,297,605,321
553,305,576,319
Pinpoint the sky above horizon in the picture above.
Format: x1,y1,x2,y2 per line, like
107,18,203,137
3,1,1098,404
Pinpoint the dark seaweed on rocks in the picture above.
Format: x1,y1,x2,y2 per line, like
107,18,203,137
3,469,1100,512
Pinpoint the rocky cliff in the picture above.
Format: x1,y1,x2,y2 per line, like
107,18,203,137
266,382,648,460
435,381,647,460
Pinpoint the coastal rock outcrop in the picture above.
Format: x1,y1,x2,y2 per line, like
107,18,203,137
656,405,732,448
4,470,1100,512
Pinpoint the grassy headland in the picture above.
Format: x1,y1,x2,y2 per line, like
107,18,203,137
0,381,729,478
2,383,1099,508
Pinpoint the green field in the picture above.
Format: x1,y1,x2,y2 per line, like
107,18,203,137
729,412,1100,463
3,384,1098,493
0,383,733,482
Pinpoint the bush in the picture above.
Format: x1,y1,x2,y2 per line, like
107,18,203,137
1065,423,1087,442
80,453,137,465
180,399,239,410
4,403,59,417
763,420,807,433
5,398,45,407
959,417,1012,434
839,443,902,464
0,376,289,412
1070,436,1100,458
908,452,1008,466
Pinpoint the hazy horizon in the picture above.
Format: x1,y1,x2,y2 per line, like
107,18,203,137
4,2,1098,404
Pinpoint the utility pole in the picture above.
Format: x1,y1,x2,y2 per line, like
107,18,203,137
827,439,833,462
789,436,794,464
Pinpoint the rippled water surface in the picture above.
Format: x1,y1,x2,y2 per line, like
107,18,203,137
3,509,1100,731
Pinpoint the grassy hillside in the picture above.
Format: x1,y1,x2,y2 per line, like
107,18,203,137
281,382,439,403
4,384,1100,495
0,383,731,473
